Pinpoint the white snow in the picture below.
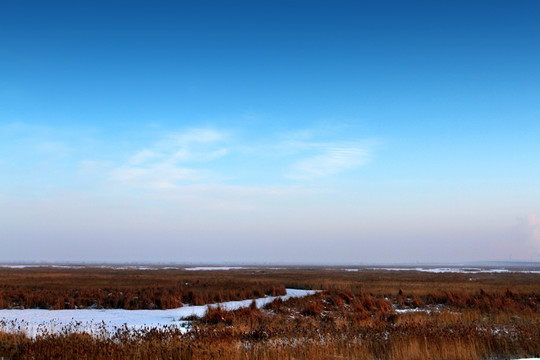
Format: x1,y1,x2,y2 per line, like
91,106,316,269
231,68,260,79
184,266,247,271
0,264,44,269
3,264,538,274
0,264,179,270
369,267,540,274
0,289,317,336
394,308,430,314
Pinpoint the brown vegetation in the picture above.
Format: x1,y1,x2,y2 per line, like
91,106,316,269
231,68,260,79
0,267,286,309
0,266,539,359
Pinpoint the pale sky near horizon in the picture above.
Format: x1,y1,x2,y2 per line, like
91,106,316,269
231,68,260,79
1,1,540,263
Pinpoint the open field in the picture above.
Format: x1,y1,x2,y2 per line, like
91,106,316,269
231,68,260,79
0,265,539,359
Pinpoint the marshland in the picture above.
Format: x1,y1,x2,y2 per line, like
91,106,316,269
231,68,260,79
0,265,538,359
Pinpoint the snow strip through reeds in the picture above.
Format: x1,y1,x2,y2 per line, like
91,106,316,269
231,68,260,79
0,289,317,337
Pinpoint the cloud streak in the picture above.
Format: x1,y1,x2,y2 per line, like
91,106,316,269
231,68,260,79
105,125,374,190
110,128,229,189
287,145,370,180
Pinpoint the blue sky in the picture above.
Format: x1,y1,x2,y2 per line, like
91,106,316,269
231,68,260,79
1,1,540,263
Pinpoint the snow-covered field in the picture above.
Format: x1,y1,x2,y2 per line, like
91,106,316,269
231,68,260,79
0,264,178,270
2,264,539,274
0,289,317,336
365,267,540,274
184,266,247,271
0,264,247,271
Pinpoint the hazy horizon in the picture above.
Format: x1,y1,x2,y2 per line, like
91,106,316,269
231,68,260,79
1,1,540,263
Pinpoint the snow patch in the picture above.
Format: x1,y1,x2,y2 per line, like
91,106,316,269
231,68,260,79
370,267,540,274
0,289,317,336
184,266,247,271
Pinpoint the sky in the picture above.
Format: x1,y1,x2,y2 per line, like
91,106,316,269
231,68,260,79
1,0,540,264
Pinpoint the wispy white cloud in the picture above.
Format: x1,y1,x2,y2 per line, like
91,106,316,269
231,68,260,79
136,128,229,165
265,124,375,180
4,122,376,193
129,149,158,165
110,127,229,189
286,144,371,180
65,123,377,191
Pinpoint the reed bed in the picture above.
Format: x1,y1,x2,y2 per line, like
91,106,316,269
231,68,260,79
0,267,538,359
0,267,286,309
